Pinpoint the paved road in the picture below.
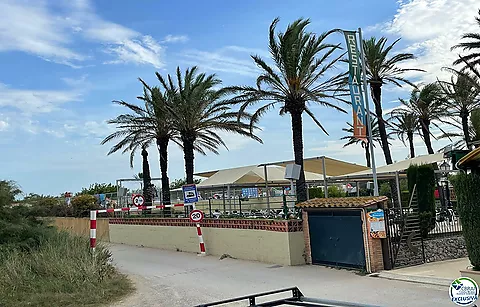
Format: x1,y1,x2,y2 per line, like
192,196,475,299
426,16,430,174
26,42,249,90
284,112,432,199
109,244,453,307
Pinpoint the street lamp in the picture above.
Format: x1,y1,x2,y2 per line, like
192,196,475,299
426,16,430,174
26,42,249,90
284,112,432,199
439,161,452,210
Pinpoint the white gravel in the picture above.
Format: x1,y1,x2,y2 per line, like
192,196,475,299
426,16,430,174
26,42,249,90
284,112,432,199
108,243,453,307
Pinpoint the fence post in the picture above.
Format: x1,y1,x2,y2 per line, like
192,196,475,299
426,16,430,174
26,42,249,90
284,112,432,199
208,198,212,218
283,194,288,219
239,197,242,215
90,210,97,254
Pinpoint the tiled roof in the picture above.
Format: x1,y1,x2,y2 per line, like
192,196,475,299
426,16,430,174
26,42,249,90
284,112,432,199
296,196,388,208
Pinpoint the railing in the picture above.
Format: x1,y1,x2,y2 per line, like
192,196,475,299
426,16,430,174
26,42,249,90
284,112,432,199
109,194,301,220
195,287,381,307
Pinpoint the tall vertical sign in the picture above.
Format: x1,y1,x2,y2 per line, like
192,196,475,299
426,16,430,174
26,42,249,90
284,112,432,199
344,31,367,140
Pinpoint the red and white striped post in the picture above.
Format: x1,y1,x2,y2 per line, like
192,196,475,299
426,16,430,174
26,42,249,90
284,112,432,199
89,203,185,253
90,209,97,253
196,223,206,256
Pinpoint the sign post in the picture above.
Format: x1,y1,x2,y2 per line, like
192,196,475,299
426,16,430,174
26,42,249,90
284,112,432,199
344,28,379,196
189,209,206,256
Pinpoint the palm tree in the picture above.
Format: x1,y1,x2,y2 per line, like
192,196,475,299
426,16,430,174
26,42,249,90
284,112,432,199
363,37,423,165
101,82,179,205
399,83,447,154
452,10,480,66
341,118,388,167
388,110,419,158
227,18,347,202
156,67,262,184
137,83,179,205
438,71,480,149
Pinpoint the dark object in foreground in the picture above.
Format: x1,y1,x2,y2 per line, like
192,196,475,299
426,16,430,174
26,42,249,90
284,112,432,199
195,287,381,307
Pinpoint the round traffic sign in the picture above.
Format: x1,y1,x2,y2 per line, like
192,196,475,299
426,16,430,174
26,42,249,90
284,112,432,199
189,209,204,223
132,194,145,207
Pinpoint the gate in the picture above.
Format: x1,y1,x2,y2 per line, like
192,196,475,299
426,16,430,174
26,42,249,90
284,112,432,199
385,185,425,268
308,210,365,268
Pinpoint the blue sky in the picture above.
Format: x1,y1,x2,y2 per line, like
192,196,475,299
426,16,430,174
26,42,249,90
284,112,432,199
1,0,478,196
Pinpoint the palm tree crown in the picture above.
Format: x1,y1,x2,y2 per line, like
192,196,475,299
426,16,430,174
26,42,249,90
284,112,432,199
157,66,262,184
400,83,448,154
452,10,480,66
228,18,347,202
439,70,480,149
363,36,423,165
388,110,419,158
341,118,389,167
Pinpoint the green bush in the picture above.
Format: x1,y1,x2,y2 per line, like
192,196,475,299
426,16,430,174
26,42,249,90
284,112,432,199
0,207,55,252
451,173,480,270
71,195,99,217
0,231,133,307
379,182,392,199
407,164,436,237
308,187,323,199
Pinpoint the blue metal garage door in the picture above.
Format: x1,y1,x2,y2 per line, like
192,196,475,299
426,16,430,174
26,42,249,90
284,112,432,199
308,210,365,268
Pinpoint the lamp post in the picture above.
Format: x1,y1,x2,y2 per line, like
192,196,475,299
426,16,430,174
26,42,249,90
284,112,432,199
439,161,452,209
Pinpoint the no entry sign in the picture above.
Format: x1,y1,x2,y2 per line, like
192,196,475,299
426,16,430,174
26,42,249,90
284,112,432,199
132,194,145,207
189,209,204,223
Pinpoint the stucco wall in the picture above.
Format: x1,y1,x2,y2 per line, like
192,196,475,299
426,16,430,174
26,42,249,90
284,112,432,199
109,224,305,266
53,217,110,241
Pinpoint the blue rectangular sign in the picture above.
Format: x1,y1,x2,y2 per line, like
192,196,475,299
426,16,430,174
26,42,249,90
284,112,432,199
182,184,199,204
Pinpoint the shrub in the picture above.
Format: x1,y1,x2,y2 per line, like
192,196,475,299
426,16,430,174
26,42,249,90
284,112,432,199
407,164,436,237
71,195,99,217
307,186,345,198
308,187,323,199
451,173,480,270
0,231,133,307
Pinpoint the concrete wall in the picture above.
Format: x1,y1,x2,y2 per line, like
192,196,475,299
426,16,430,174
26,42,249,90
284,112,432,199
109,224,305,266
53,217,110,242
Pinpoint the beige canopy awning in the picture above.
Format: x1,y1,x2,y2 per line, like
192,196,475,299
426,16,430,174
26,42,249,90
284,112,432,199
195,156,368,179
197,165,324,188
329,153,446,181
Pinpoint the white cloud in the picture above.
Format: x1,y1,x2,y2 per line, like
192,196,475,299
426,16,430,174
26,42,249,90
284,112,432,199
0,119,9,131
0,83,81,114
0,0,84,66
163,34,189,43
180,46,264,76
383,0,480,83
0,0,165,68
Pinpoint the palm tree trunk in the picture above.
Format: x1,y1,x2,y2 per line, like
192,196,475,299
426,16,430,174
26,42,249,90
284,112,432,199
461,110,471,150
157,137,171,205
371,84,393,165
141,148,153,206
364,143,371,168
420,120,434,154
290,111,307,203
182,135,195,184
371,83,400,207
408,132,415,158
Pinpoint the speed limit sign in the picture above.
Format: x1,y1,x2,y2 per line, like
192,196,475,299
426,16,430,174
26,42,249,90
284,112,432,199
132,194,145,207
189,209,204,223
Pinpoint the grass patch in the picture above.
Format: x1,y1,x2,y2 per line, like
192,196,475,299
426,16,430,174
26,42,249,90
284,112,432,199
0,231,134,307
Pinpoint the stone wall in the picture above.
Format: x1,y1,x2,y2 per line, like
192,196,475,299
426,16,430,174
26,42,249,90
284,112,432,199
424,235,468,263
53,217,110,241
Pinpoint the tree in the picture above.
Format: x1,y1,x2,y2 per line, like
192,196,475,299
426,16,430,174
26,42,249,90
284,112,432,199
0,180,21,207
340,118,388,167
438,71,480,149
102,82,179,205
170,178,202,190
78,183,117,195
452,10,480,67
228,18,348,202
156,67,262,185
388,110,419,158
399,83,448,154
363,37,422,165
